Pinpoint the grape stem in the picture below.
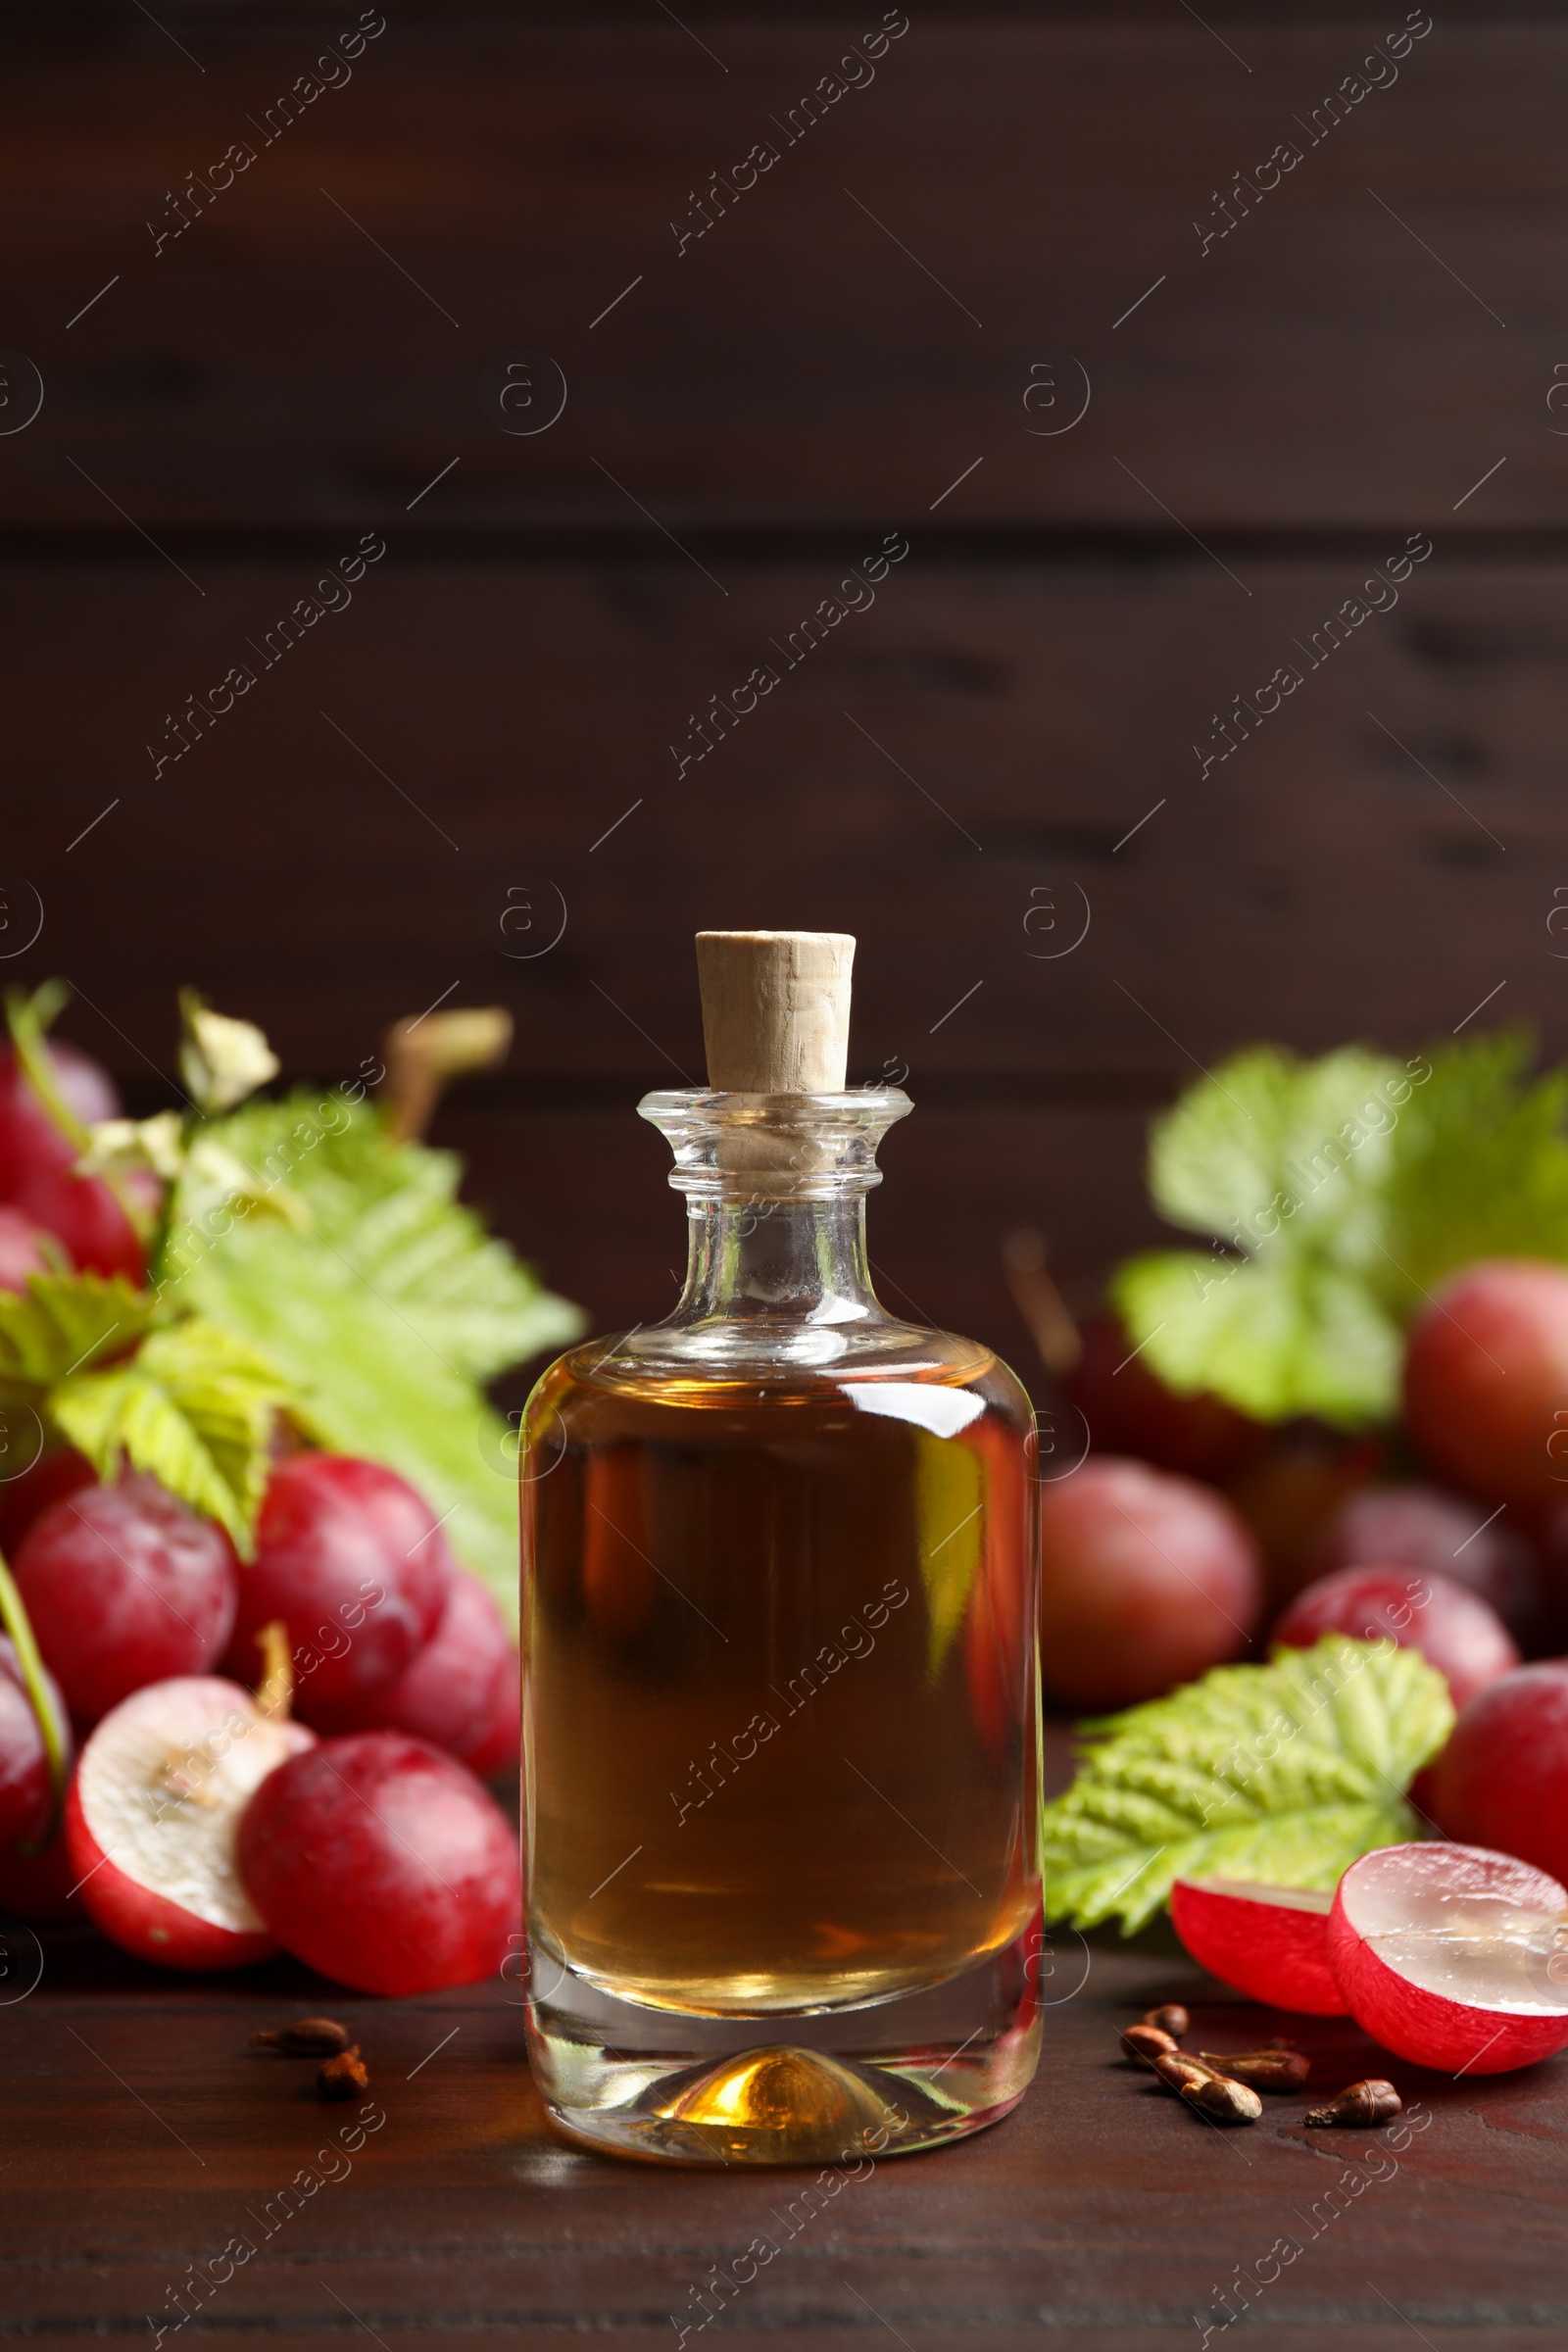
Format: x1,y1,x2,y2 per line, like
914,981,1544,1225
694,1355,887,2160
1001,1228,1082,1377
380,1006,512,1143
0,1545,68,1846
4,980,154,1246
5,981,88,1151
254,1619,294,1720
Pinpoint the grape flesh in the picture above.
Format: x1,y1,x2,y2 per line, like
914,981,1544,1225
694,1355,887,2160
1330,1840,1568,2072
224,1455,453,1732
1309,1481,1541,1642
1067,1312,1267,1480
15,1474,240,1724
236,1731,520,1994
1428,1663,1568,1884
1403,1260,1568,1517
350,1569,519,1775
0,1635,69,1849
67,1674,313,1969
1037,1455,1262,1709
1273,1566,1518,1710
0,1043,143,1282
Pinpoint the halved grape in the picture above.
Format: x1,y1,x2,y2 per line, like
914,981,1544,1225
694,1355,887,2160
1329,1841,1568,2073
1171,1878,1347,2015
66,1674,315,1970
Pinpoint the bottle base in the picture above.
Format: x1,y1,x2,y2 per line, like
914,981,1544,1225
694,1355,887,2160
525,1917,1042,2167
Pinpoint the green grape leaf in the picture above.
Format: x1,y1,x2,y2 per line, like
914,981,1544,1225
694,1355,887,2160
1109,1035,1568,1428
1040,1638,1454,1936
1108,1045,1411,1426
48,1320,293,1555
161,1092,586,1609
1112,1250,1401,1427
1148,1044,1401,1258
184,1259,527,1603
0,1273,157,1393
1375,1032,1568,1313
164,1093,584,1384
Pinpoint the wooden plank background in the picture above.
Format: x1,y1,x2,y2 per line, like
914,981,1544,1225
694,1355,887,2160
1,2,1559,1375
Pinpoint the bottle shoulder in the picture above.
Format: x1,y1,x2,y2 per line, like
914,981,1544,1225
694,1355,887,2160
526,1323,1035,1429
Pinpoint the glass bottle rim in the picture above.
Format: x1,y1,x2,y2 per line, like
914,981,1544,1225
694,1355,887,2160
638,1086,912,1200
638,1086,911,1116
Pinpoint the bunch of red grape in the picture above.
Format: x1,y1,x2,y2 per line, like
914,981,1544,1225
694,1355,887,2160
1056,1263,1568,2073
1047,1262,1568,1885
0,1035,520,1995
0,1450,522,1991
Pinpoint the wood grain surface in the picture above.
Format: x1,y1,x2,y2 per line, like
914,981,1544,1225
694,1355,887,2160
4,1924,1566,2347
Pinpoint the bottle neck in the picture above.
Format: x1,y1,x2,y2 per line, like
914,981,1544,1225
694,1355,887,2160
674,1192,882,1333
628,1086,913,1369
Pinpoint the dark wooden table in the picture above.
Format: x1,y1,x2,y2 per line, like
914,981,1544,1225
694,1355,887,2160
6,1919,1566,2350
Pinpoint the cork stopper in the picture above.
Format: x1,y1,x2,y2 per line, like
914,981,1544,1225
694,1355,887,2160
695,931,855,1093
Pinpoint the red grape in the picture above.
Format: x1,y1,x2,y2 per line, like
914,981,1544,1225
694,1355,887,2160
0,1040,119,1173
0,1635,68,1849
1067,1311,1268,1481
1521,1500,1568,1651
237,1731,520,1994
348,1569,518,1775
1403,1260,1568,1517
1427,1662,1568,1882
1273,1566,1518,1711
15,1474,240,1724
0,1207,50,1296
1223,1427,1384,1610
1037,1455,1262,1709
0,1446,95,1560
1308,1481,1541,1642
0,1815,82,1920
466,1658,521,1781
0,1042,143,1283
223,1454,453,1733
17,1175,144,1284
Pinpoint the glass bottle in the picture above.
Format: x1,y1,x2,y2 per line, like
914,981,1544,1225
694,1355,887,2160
519,933,1042,2164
